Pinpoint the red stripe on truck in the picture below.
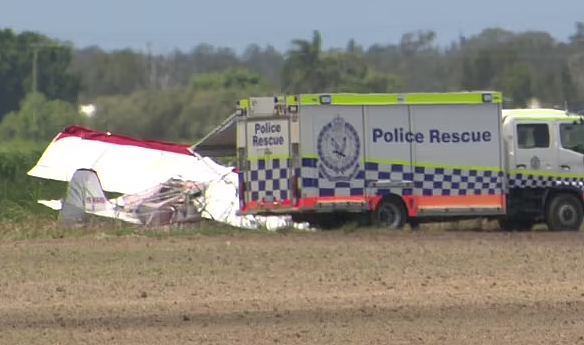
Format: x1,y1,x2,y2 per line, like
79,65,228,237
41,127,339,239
241,194,505,217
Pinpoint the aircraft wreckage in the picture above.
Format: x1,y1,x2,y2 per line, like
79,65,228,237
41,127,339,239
28,121,310,231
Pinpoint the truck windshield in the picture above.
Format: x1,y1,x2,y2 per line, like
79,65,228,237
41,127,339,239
560,123,584,154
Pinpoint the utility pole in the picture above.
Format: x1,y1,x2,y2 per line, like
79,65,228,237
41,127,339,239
32,47,38,95
147,42,158,89
29,41,72,140
31,41,71,94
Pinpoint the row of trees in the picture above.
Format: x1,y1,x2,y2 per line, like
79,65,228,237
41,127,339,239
2,24,584,143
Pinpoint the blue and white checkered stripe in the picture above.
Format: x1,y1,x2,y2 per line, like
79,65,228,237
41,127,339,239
249,158,290,201
509,173,584,190
247,158,584,202
301,158,505,197
408,165,504,196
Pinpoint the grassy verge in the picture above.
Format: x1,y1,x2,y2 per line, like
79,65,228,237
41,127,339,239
0,212,570,241
0,215,293,241
0,142,67,224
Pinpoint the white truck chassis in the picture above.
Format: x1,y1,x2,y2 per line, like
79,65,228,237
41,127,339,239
235,92,584,231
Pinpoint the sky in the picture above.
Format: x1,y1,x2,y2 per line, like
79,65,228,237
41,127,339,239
2,0,584,54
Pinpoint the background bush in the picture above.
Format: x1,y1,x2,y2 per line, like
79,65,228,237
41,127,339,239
0,142,65,223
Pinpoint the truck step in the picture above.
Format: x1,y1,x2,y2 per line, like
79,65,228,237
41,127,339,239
417,206,504,217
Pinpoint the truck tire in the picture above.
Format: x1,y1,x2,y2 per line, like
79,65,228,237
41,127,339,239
545,193,584,231
374,197,407,230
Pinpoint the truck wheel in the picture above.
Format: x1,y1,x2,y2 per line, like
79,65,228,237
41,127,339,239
374,198,407,230
545,194,584,231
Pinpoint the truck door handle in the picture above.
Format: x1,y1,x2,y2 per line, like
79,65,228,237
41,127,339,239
560,164,571,170
516,164,526,169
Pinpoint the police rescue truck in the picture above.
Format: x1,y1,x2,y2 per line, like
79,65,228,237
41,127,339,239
235,91,584,231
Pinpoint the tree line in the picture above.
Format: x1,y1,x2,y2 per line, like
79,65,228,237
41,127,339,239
2,23,584,144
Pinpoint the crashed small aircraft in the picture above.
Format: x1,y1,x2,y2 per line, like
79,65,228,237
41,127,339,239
28,124,309,231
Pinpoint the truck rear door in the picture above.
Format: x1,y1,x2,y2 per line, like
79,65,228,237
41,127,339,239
237,97,294,213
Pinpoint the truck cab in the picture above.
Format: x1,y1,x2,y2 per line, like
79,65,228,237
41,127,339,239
501,108,584,230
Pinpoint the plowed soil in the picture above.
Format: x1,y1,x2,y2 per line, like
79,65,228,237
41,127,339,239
1,230,584,345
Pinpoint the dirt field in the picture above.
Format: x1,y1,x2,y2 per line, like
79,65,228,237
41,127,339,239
1,230,584,345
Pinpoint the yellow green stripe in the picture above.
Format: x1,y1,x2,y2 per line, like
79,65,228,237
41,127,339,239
301,155,502,172
248,155,290,161
502,109,584,121
285,95,297,104
300,93,401,105
301,155,584,178
298,91,502,106
369,159,503,172
237,96,297,110
405,92,502,104
506,116,582,121
237,99,249,109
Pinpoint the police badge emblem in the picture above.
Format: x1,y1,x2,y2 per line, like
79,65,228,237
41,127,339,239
317,115,361,182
